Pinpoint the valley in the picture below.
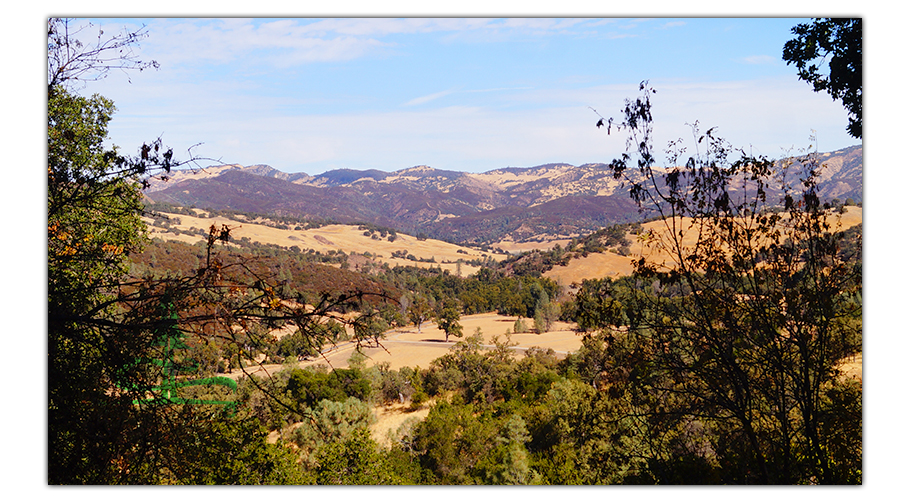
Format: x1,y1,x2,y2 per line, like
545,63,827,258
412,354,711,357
131,146,863,486
128,155,864,485
48,15,864,485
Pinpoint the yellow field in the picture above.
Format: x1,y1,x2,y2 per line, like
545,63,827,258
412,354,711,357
143,210,507,277
223,312,585,381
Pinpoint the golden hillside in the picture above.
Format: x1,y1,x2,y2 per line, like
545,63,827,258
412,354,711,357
143,209,507,277
544,206,862,289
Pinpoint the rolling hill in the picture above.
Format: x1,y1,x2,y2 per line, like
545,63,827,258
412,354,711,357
144,145,862,247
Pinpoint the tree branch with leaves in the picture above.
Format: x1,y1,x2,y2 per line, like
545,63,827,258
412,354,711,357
585,82,862,484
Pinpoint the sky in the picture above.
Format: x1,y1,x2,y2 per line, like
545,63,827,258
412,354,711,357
70,16,862,176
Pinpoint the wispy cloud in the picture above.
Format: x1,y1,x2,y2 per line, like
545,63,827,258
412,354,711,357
136,18,616,69
404,87,534,107
404,89,458,106
742,55,778,65
137,18,397,67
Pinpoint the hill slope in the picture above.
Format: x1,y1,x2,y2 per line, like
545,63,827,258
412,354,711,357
145,145,861,246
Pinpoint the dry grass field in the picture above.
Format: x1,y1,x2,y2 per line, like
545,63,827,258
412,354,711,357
144,210,507,277
369,403,432,447
225,312,586,382
493,236,576,254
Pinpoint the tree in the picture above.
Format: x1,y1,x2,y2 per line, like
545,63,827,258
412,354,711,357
48,18,159,92
47,26,188,481
411,400,497,484
406,292,435,333
314,428,399,485
437,301,464,342
530,284,559,334
47,18,392,484
783,18,862,139
593,82,862,483
481,414,540,484
291,398,374,455
566,278,625,333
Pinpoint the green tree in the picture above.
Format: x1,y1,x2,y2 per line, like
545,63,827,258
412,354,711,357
47,31,184,483
291,397,374,456
565,278,625,333
164,417,311,485
408,295,432,332
477,414,540,484
783,18,862,139
411,400,497,484
314,428,400,485
405,292,434,333
437,300,464,342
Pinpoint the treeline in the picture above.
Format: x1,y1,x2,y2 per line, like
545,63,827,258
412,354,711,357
145,201,337,231
132,236,564,327
130,238,398,312
379,266,559,318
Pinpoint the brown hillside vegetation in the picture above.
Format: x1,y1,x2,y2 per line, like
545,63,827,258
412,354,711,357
545,206,862,289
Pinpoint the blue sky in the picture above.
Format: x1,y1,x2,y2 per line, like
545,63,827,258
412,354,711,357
73,16,860,175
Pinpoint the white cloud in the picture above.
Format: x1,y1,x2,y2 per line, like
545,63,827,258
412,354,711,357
403,86,533,107
136,18,397,67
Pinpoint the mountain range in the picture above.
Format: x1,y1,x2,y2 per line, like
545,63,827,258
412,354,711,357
144,145,862,245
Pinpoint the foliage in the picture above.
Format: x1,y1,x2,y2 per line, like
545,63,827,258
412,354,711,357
404,291,435,333
380,265,560,320
410,400,499,484
47,17,393,484
530,282,560,333
290,397,374,455
562,278,626,332
313,428,403,484
590,82,862,483
436,301,464,342
162,416,311,485
48,71,185,484
286,366,372,408
783,18,862,139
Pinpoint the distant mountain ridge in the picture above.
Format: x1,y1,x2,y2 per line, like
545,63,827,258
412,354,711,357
145,145,862,245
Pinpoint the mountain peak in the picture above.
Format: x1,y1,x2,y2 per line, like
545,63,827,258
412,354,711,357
397,165,436,175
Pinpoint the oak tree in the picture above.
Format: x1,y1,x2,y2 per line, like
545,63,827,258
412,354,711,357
783,18,862,139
